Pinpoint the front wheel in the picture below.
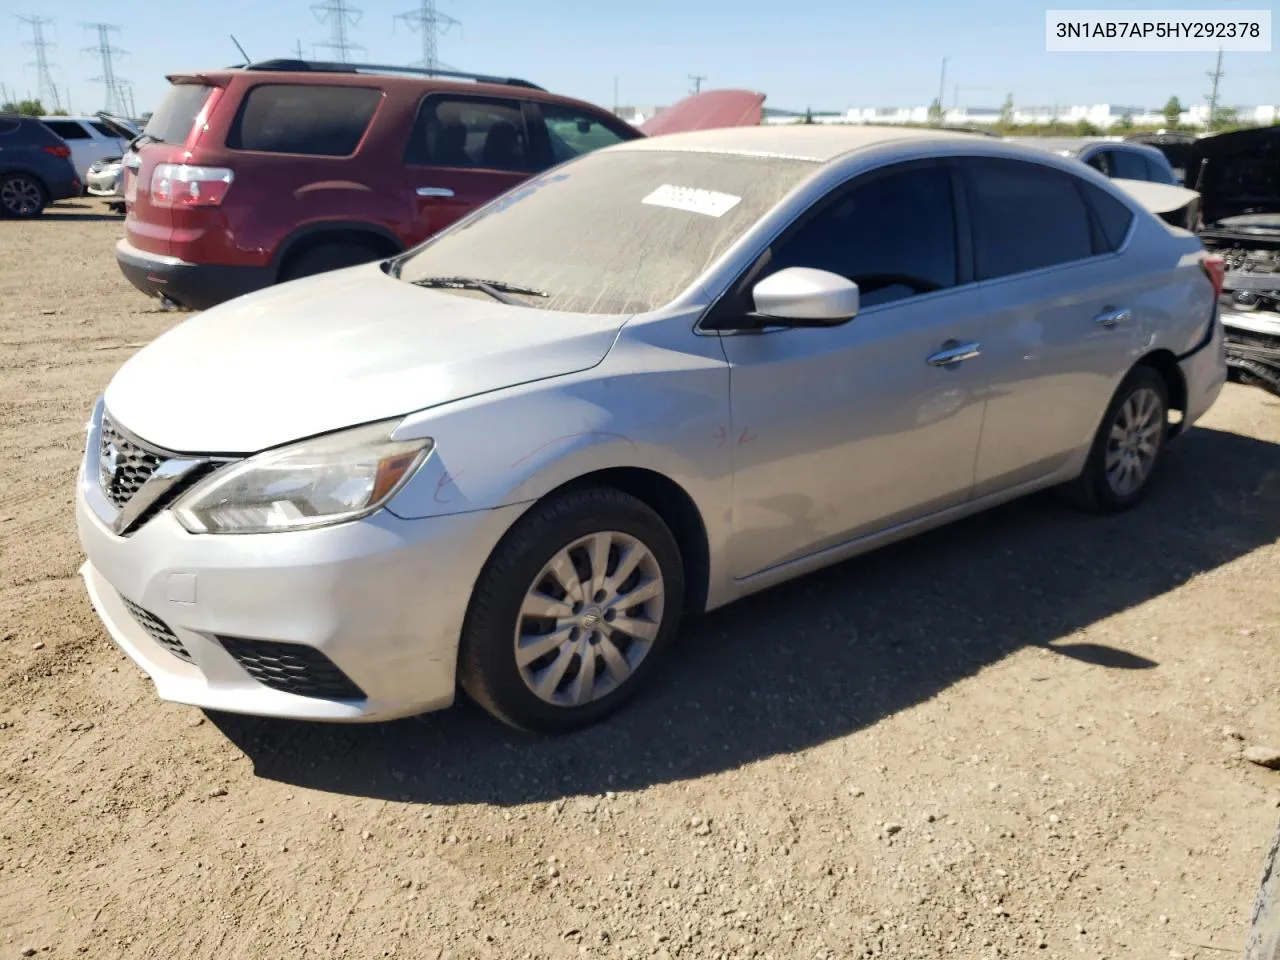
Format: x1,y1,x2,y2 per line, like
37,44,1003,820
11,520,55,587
459,487,685,733
1059,364,1170,514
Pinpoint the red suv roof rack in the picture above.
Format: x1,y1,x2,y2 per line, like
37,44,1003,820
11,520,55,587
239,58,546,91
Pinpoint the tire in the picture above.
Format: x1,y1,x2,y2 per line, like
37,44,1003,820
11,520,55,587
458,486,685,734
0,174,47,218
1247,818,1280,960
278,241,383,283
1058,364,1170,514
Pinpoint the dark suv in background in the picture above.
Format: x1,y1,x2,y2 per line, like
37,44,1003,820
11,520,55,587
0,114,82,218
116,60,655,310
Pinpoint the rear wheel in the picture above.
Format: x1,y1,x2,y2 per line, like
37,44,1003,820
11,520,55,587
0,174,47,218
1059,364,1170,514
459,487,684,733
279,241,384,283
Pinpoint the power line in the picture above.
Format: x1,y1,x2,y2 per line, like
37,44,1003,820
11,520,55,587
1205,48,1225,129
82,22,130,116
688,74,707,95
17,15,62,112
312,0,365,63
393,0,459,71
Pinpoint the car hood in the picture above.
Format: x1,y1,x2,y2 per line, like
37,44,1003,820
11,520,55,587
102,263,627,454
1186,126,1280,224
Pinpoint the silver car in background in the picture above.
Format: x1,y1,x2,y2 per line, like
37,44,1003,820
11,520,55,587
75,125,1227,733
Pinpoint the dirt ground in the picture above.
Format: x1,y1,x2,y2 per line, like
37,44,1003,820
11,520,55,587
1,200,1278,960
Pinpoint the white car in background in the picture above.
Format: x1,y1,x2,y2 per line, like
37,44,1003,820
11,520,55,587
38,115,138,187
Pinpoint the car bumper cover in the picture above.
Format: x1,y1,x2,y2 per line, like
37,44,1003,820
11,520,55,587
115,238,273,311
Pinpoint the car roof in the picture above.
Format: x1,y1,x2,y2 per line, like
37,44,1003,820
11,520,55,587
611,124,988,162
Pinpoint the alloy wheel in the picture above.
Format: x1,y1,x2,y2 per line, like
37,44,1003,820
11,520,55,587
1,177,42,217
1104,386,1164,497
514,530,665,708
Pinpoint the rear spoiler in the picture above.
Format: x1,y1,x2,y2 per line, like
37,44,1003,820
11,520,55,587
1111,178,1200,216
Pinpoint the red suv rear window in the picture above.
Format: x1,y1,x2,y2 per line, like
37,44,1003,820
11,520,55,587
226,84,382,157
145,83,216,144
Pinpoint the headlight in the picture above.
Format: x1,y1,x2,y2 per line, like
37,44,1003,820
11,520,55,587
173,420,433,535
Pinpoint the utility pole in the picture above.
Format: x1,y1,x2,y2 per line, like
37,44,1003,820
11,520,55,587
393,0,458,71
295,38,304,59
18,16,63,112
613,76,619,112
312,0,365,64
1205,47,1224,130
82,23,129,116
937,56,948,110
688,74,707,95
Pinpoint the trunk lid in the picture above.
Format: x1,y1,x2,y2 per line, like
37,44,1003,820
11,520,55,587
638,89,766,137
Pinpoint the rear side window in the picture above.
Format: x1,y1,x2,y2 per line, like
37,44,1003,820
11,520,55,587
90,121,120,139
1143,156,1177,185
228,84,381,156
964,159,1094,280
539,102,632,164
1110,149,1150,180
145,83,215,144
1079,181,1135,252
404,96,531,171
1085,151,1112,176
44,120,91,140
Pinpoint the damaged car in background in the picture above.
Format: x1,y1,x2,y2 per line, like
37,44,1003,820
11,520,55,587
1188,125,1280,396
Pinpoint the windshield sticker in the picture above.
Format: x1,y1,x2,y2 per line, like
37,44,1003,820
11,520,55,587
641,184,742,218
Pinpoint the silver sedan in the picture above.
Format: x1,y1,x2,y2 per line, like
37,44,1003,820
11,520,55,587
76,125,1227,732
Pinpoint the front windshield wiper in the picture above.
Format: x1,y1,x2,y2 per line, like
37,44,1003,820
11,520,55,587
409,275,549,306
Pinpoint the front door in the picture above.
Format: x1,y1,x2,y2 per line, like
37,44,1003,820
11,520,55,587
401,94,537,244
719,161,989,579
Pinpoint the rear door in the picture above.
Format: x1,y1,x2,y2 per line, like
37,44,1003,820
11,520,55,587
400,93,535,242
959,157,1143,496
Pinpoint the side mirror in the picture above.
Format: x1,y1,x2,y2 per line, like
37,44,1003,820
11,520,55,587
749,267,860,327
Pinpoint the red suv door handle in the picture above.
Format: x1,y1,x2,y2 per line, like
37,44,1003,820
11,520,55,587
416,186,455,198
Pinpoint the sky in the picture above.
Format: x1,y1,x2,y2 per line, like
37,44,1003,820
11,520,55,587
1,0,1277,117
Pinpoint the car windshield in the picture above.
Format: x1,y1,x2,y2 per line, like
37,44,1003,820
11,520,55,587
395,149,819,315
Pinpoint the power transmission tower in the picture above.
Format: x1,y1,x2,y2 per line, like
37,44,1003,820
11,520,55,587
1205,47,1224,130
312,0,365,63
393,0,459,71
688,74,707,95
82,23,130,116
18,16,63,112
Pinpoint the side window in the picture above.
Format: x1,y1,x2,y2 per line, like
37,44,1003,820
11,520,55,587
965,158,1094,280
1143,155,1177,185
227,84,382,156
404,96,531,172
1084,151,1112,176
539,103,631,164
766,165,958,309
44,120,91,140
1079,181,1135,253
1110,149,1151,180
90,121,120,139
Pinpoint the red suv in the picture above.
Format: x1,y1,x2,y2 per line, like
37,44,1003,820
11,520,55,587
117,60,662,310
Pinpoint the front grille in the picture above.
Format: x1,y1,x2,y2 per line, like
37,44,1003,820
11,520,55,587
217,637,367,701
100,415,165,509
121,597,193,663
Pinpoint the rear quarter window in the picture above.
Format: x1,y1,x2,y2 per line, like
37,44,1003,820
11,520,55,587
227,84,382,156
145,83,216,144
1078,181,1135,252
44,120,91,140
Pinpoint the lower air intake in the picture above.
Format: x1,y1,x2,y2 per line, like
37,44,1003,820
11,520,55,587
217,636,367,701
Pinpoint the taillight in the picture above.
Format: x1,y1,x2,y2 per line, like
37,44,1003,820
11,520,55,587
43,144,71,159
1201,254,1226,300
150,163,234,207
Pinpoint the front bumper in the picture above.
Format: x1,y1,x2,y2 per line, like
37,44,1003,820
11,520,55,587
87,171,121,197
115,238,273,311
1221,307,1280,395
75,421,527,722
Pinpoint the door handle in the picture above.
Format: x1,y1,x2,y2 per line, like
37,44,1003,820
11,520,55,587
416,186,455,198
927,341,982,367
1094,306,1131,328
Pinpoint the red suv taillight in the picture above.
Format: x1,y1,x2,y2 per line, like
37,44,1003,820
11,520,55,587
1202,254,1226,300
150,163,235,207
43,144,71,159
